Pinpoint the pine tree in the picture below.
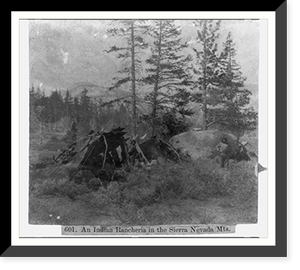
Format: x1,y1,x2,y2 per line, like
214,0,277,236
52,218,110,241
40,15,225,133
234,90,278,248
144,20,192,135
34,90,50,126
192,20,221,129
79,89,91,115
73,96,80,120
49,90,64,131
212,32,257,139
106,20,149,136
79,88,92,132
64,89,73,118
64,120,78,146
29,85,42,133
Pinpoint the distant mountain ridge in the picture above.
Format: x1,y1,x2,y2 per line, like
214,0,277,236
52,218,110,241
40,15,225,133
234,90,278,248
68,81,131,102
70,82,107,96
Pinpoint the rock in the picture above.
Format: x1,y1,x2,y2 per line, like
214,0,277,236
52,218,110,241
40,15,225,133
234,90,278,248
169,129,237,160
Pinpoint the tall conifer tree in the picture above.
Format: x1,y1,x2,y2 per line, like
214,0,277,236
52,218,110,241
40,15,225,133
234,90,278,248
64,89,72,118
106,20,148,136
144,20,192,135
192,20,221,129
79,88,92,132
212,32,257,139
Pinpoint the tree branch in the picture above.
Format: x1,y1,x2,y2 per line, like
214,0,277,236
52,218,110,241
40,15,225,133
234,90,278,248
206,120,218,128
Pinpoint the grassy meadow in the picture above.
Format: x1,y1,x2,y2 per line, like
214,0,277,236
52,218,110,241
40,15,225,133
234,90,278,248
29,132,258,226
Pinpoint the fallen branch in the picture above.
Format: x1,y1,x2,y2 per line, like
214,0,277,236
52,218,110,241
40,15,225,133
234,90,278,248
100,120,113,134
159,139,181,161
206,120,218,128
53,141,76,163
102,135,108,170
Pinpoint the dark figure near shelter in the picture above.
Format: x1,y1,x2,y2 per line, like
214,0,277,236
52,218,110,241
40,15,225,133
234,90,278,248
215,137,251,168
216,138,232,168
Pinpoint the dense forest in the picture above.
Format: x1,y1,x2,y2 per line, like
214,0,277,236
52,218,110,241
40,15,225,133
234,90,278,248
30,20,258,144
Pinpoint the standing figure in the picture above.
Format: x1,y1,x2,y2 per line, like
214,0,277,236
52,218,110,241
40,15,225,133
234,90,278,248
216,138,232,168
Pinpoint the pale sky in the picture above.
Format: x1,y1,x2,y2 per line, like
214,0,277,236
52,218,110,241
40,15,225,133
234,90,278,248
29,19,260,90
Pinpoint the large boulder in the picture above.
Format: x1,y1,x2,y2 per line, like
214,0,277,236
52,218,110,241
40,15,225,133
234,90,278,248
169,129,238,160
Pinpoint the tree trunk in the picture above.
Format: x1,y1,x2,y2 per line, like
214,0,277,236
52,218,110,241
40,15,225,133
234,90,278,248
39,121,43,145
151,20,163,136
130,21,137,136
202,21,208,130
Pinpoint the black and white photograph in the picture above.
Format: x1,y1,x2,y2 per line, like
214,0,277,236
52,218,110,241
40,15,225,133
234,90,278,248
9,11,276,240
26,17,266,235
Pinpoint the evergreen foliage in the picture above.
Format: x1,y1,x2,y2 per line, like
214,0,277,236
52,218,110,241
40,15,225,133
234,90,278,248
106,20,149,136
192,20,222,129
143,20,193,135
208,32,258,139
